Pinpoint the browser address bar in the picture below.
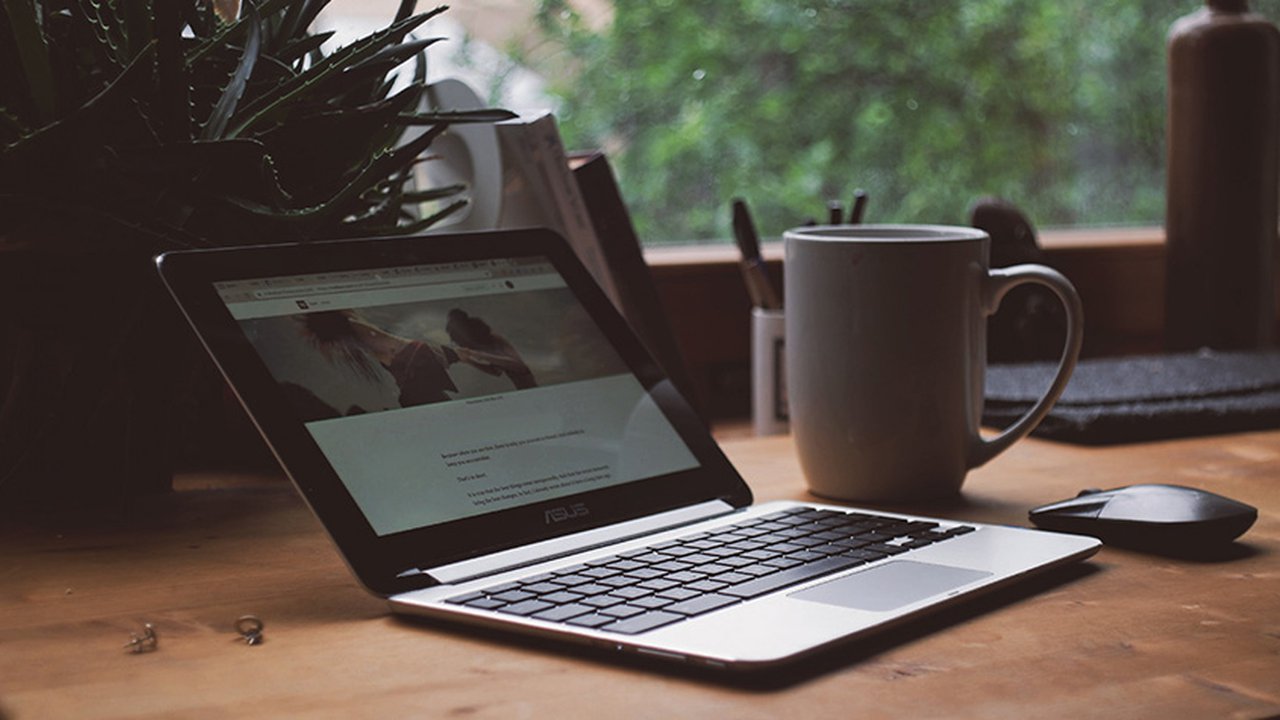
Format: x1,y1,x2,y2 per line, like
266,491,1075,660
250,270,495,300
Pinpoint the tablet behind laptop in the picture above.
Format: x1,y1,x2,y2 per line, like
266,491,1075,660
157,228,1098,671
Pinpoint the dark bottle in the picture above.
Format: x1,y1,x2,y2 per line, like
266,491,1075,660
1165,0,1280,350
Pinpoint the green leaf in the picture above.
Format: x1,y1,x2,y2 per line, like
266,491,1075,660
274,29,332,65
394,0,418,25
201,0,263,139
400,182,465,202
397,109,518,125
184,0,294,67
224,122,445,225
119,0,155,58
226,11,438,137
153,0,191,141
3,0,57,121
256,85,420,203
112,137,296,209
274,0,335,49
0,41,157,192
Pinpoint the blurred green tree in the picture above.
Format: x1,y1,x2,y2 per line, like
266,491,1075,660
522,0,1280,244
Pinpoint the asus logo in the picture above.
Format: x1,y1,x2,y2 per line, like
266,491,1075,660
544,502,589,524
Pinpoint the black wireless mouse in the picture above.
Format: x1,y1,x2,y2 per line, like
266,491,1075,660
1029,484,1257,551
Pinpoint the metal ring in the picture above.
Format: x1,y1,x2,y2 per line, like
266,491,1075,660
235,615,264,636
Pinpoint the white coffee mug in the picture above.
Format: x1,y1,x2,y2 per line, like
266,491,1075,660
784,224,1083,502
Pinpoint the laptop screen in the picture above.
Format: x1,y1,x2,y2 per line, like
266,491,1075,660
213,255,701,537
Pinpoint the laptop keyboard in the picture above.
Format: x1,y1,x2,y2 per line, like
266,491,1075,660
445,506,974,636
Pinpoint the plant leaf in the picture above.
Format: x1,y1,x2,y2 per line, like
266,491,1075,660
154,0,191,140
223,122,445,225
394,0,418,25
119,0,155,57
184,0,293,67
256,85,420,203
226,11,437,137
4,0,57,121
201,0,263,140
112,137,296,209
0,41,157,193
274,29,332,65
400,182,465,202
398,109,518,125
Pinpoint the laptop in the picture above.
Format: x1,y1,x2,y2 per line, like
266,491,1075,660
156,227,1100,671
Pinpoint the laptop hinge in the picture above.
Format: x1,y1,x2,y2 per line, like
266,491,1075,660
419,500,738,586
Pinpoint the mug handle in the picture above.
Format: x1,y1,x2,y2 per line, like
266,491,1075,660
968,264,1084,468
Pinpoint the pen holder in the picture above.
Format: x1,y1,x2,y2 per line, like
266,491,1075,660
751,307,788,436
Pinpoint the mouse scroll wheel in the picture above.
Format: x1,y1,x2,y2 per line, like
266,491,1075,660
1076,488,1103,497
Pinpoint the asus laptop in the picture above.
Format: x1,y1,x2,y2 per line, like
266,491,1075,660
156,228,1099,671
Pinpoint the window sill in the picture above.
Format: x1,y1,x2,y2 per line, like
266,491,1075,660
643,225,1164,266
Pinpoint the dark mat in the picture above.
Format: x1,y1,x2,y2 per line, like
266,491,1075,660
984,350,1280,444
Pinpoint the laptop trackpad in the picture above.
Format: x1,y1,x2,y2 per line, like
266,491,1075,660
790,561,992,612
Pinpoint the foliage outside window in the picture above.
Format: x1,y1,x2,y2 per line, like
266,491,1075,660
476,0,1280,245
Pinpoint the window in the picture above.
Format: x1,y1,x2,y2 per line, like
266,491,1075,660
326,1,1280,245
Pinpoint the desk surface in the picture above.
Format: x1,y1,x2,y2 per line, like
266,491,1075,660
2,431,1278,719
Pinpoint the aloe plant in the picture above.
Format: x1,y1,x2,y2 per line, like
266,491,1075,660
0,0,516,504
0,0,513,249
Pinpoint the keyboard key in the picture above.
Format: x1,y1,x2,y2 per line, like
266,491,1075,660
786,550,828,563
656,587,700,601
497,599,554,616
520,582,562,595
636,578,680,592
533,604,594,622
863,543,909,556
763,556,803,570
446,591,484,605
463,597,507,610
491,590,536,603
599,575,640,588
581,595,625,609
540,591,585,604
704,546,741,558
550,574,593,586
664,593,740,616
609,586,652,600
601,611,685,635
632,595,675,609
567,583,613,597
736,563,780,578
710,571,753,585
600,604,647,619
566,613,615,628
686,579,727,593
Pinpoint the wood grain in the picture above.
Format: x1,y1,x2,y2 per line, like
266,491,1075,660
2,432,1278,719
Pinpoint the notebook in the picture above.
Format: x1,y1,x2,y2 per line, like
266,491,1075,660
156,228,1099,671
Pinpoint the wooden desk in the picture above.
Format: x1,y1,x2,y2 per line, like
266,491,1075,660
2,431,1278,719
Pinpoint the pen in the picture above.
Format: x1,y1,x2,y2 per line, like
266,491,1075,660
849,189,868,224
731,198,782,310
827,200,843,225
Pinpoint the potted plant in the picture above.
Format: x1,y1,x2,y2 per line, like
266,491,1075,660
0,0,511,505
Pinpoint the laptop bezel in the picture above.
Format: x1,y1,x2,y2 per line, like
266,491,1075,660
157,228,753,596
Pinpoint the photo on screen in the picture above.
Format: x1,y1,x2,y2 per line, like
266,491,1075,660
239,286,630,423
